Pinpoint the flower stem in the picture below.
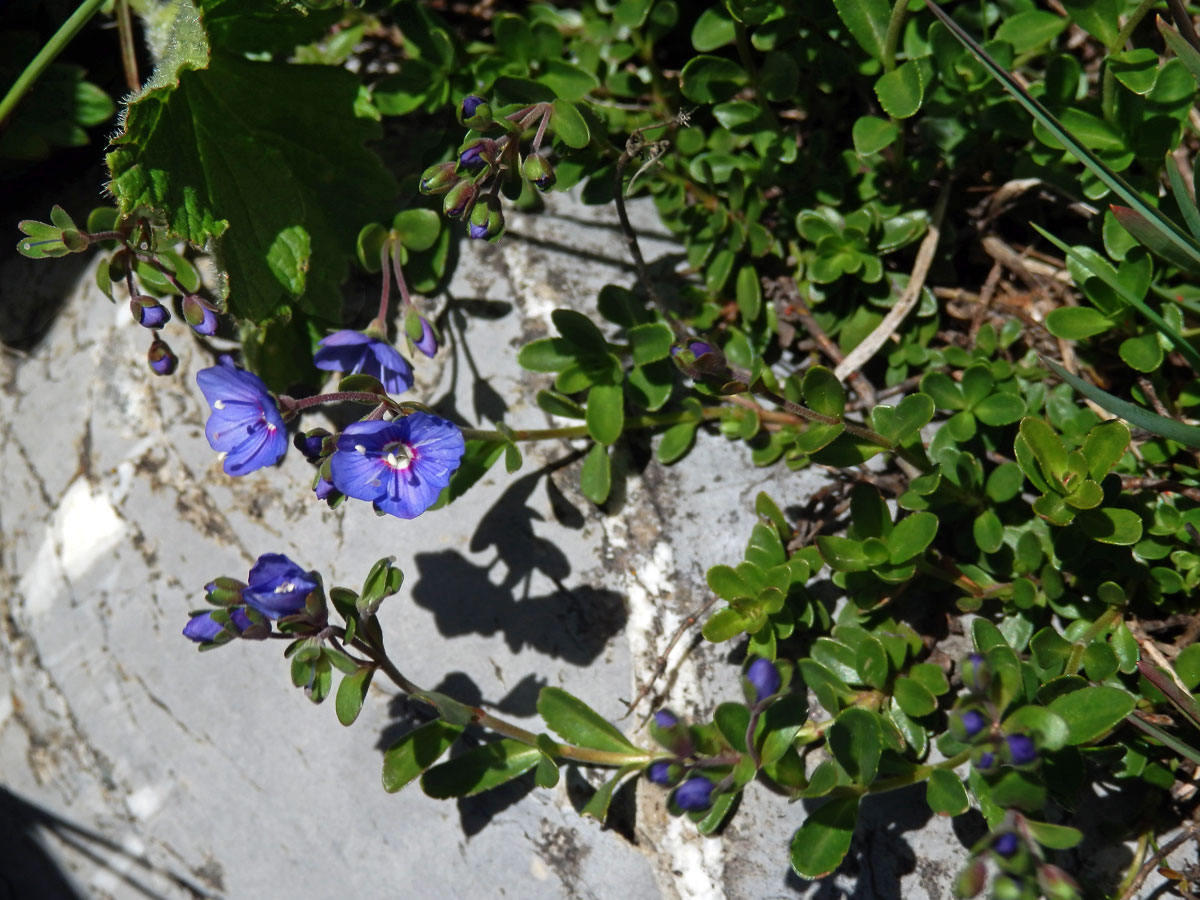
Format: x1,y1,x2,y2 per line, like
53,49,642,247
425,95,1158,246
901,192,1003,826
281,391,398,413
460,407,724,444
0,0,106,127
349,631,652,766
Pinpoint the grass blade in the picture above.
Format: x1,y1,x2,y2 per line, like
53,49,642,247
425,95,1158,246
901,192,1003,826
1042,356,1200,447
1165,152,1200,242
925,1,1200,273
1032,222,1200,373
1125,713,1200,768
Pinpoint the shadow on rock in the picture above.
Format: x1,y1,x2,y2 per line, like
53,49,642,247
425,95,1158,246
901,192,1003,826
0,786,214,899
411,549,626,665
785,784,935,899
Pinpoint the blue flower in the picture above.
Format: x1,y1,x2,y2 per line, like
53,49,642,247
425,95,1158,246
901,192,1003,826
293,429,330,462
313,330,414,395
329,414,465,519
183,608,252,642
242,554,318,619
746,657,781,702
196,357,287,476
674,776,714,811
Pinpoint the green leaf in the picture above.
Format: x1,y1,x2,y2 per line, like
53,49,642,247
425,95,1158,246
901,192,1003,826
392,208,441,251
828,708,881,783
852,116,898,155
789,796,859,879
1019,417,1067,485
973,393,1026,427
1025,820,1083,850
994,10,1066,54
926,768,969,816
580,442,612,504
582,765,639,820
691,5,736,51
1109,48,1160,95
107,48,396,322
888,511,937,563
1081,420,1130,481
657,421,697,464
679,55,749,103
736,264,762,320
1042,357,1200,448
628,322,674,365
702,607,751,642
893,676,937,718
536,61,600,102
1060,0,1119,45
586,383,625,445
1120,334,1164,372
537,390,586,419
1044,306,1113,340
519,338,579,372
874,60,923,118
708,564,755,600
1078,507,1143,545
802,366,846,417
382,720,463,792
832,0,890,60
443,440,504,505
421,739,542,798
537,687,639,754
335,667,375,726
1046,685,1135,744
1160,16,1200,86
550,99,590,148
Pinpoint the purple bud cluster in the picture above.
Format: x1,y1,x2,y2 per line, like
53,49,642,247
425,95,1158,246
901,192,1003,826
417,95,560,243
183,553,317,644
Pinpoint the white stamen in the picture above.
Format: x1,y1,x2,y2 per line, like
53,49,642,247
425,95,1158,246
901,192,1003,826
214,400,225,409
355,444,367,454
275,582,295,593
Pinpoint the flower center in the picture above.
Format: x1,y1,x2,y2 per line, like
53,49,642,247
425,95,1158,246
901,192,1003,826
381,440,414,471
275,582,295,593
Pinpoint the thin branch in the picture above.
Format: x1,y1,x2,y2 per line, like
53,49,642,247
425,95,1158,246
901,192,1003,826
834,181,950,381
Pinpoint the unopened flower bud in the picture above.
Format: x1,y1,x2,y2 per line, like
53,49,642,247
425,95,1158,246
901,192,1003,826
147,338,178,376
974,748,998,772
1036,864,1080,900
961,653,990,694
951,708,988,741
458,95,493,129
745,657,781,703
650,708,695,758
204,576,246,606
993,832,1019,858
294,428,331,462
419,161,459,195
130,295,169,329
992,875,1023,900
182,294,219,336
646,761,679,786
414,315,438,358
673,776,714,811
951,858,987,899
468,198,504,241
1005,733,1037,766
314,474,337,501
442,180,478,219
522,153,556,191
654,710,678,729
458,139,497,173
